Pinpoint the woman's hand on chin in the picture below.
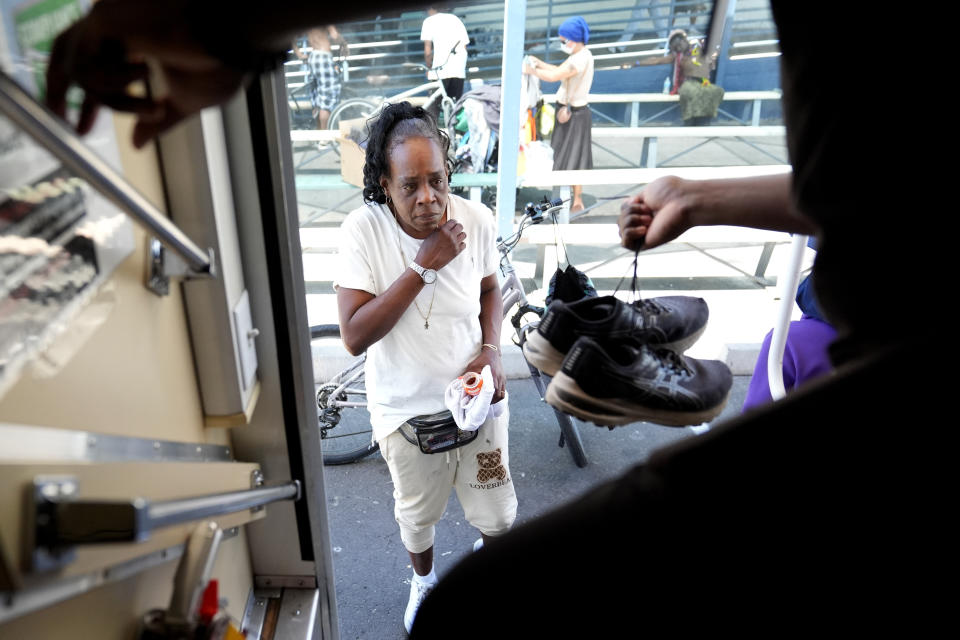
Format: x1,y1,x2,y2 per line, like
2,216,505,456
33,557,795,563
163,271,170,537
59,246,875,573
415,219,466,270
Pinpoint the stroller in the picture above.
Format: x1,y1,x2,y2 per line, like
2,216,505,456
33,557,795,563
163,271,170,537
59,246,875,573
449,85,502,208
450,86,501,171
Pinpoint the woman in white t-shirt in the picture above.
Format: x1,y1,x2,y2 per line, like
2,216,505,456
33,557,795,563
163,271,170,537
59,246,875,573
334,102,517,634
524,16,594,213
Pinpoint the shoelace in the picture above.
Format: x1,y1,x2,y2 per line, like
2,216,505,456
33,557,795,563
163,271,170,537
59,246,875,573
653,347,693,378
611,253,670,342
612,251,661,319
633,298,667,316
414,580,434,602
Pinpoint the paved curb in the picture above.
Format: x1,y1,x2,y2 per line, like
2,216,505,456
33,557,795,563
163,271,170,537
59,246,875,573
721,343,764,376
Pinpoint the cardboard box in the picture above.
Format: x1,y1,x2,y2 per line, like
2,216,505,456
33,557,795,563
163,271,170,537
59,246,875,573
338,118,369,188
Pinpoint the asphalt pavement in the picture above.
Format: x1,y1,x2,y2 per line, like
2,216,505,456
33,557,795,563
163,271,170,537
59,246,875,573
322,374,751,639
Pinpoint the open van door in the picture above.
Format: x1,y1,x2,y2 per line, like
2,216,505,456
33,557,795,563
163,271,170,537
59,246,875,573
1,45,337,640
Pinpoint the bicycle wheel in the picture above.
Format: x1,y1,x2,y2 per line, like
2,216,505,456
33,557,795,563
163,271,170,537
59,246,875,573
287,86,316,131
311,324,379,465
440,95,457,132
327,98,380,132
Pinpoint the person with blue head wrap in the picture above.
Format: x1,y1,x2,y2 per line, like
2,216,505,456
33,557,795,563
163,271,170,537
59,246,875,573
524,16,595,213
558,16,589,46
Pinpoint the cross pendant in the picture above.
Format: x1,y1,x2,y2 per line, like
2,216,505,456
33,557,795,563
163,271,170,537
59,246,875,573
424,320,430,329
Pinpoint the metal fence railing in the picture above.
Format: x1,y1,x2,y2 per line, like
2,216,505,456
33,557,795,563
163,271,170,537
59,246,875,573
284,0,779,99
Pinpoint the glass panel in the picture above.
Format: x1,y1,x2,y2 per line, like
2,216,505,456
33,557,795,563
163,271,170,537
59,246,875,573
285,0,784,328
282,3,786,636
0,1,134,399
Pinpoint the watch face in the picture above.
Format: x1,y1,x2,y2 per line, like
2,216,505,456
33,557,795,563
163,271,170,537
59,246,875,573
423,269,437,284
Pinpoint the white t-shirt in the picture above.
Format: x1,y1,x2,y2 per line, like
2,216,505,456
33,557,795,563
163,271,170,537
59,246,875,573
420,12,469,79
557,47,594,108
334,194,498,441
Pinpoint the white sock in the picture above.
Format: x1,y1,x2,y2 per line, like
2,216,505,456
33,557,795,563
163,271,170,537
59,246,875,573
413,567,437,586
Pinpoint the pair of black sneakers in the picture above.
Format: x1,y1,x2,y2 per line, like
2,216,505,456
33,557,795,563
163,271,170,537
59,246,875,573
523,295,733,427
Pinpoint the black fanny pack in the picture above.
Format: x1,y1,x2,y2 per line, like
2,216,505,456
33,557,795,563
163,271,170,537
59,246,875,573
399,410,478,454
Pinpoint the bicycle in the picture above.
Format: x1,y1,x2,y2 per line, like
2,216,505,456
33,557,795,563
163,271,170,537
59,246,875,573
312,197,588,467
327,43,462,133
288,83,319,131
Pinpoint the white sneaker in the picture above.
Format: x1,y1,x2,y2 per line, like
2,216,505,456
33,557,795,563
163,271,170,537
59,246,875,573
473,538,484,552
403,576,435,634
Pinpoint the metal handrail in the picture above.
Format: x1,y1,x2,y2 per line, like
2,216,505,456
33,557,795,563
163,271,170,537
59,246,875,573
767,234,808,401
0,70,213,276
34,478,301,549
147,481,301,532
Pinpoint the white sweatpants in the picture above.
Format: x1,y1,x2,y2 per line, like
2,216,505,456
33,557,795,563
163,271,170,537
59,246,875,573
378,404,517,554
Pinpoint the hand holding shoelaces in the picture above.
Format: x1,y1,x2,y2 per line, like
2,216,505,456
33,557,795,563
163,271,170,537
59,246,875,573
618,176,694,252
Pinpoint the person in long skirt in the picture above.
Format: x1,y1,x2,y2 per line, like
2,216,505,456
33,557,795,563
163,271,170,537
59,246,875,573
524,16,594,213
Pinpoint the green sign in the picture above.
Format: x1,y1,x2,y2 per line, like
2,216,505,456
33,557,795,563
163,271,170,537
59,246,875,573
13,0,84,100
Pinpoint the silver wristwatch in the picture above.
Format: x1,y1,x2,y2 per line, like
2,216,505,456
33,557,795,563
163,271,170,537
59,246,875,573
409,262,437,284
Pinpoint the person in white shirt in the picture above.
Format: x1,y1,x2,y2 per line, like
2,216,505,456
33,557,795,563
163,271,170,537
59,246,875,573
523,16,594,213
420,5,469,119
334,101,517,634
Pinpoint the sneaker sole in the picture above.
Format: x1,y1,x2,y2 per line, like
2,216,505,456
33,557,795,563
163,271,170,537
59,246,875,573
545,371,729,427
523,324,708,377
522,330,566,376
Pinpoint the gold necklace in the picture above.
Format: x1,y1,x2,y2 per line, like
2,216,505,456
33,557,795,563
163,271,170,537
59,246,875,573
393,211,437,330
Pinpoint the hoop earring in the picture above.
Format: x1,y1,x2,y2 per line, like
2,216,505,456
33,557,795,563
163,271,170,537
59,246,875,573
386,195,392,204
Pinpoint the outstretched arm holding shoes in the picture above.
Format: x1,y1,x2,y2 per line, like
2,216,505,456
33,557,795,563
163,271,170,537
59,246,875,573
618,173,818,251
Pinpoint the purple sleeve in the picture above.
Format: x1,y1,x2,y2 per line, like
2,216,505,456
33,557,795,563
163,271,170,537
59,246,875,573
741,318,837,413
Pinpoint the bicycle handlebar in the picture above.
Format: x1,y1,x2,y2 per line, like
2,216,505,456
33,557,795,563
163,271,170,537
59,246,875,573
524,197,564,220
497,196,569,252
526,197,564,214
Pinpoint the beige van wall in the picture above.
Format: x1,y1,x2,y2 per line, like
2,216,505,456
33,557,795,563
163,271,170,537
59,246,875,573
0,532,253,640
0,114,254,638
0,115,208,442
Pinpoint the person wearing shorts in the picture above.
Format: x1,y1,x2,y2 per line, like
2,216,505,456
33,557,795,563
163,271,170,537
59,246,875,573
294,25,347,130
334,102,516,634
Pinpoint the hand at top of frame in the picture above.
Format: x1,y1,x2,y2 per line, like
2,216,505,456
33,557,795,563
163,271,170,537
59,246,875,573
618,176,696,252
45,0,253,148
